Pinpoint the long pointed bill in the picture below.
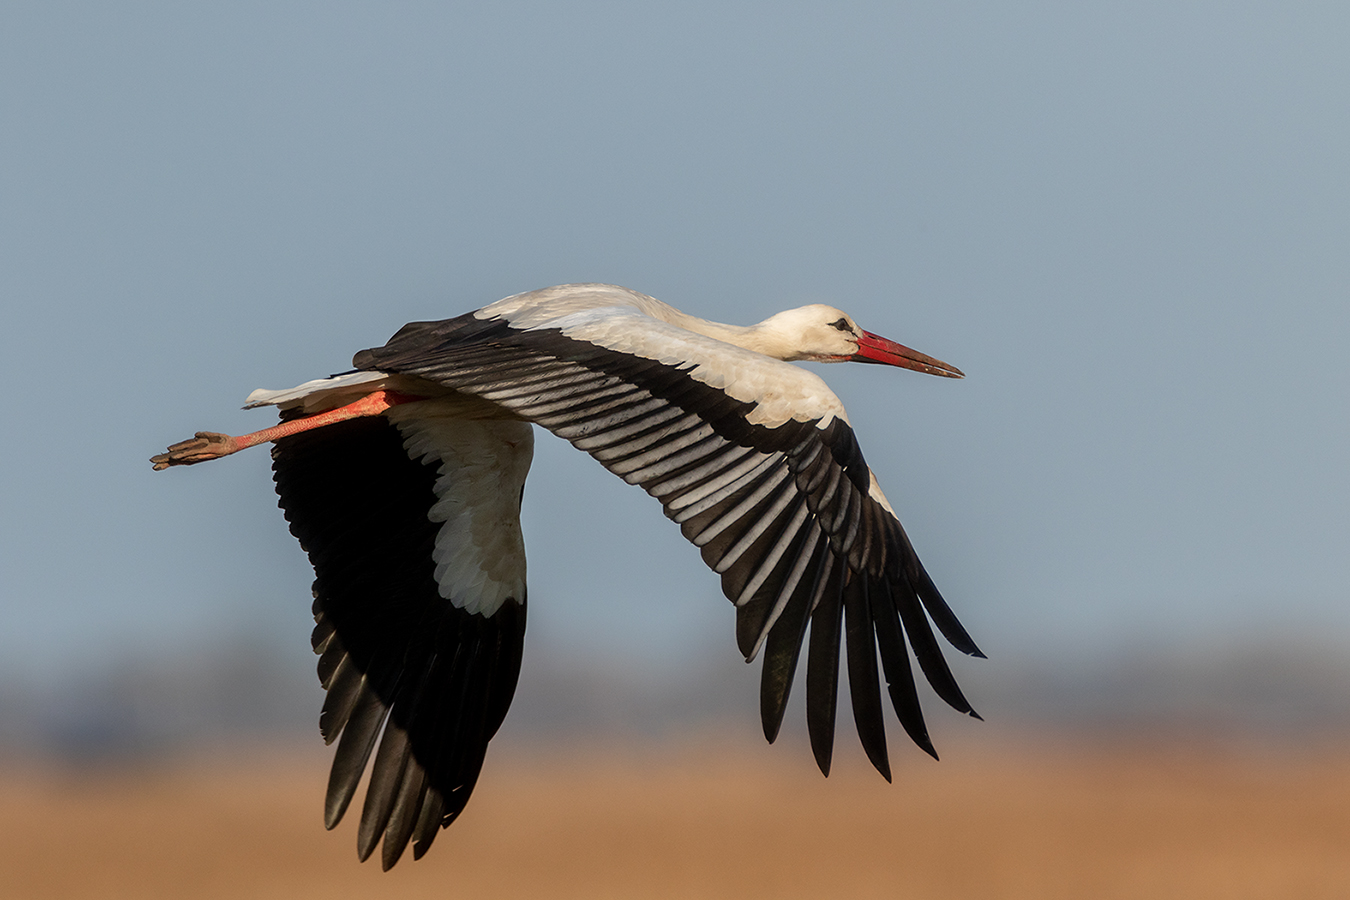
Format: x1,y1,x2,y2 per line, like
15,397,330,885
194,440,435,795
852,331,965,378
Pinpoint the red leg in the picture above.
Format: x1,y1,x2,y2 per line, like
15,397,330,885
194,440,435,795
151,390,416,470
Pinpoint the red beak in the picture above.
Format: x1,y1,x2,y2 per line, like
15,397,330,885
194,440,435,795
852,331,964,378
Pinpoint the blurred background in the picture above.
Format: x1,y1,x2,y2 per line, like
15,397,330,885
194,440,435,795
2,2,1348,897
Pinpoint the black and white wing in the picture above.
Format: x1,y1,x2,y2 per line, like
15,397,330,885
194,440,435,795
354,305,984,781
271,409,532,869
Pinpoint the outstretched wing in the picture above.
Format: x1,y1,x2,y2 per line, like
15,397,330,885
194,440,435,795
356,305,983,781
271,413,531,869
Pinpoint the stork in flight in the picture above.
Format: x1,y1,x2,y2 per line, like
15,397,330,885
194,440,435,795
152,283,983,870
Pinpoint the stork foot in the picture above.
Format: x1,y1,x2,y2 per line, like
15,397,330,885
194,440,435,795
151,432,241,470
152,390,414,471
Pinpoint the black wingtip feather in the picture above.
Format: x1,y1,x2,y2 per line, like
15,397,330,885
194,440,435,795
756,540,822,743
324,685,389,831
890,569,976,717
380,760,427,871
736,593,773,661
411,790,445,860
357,718,415,862
805,571,845,777
871,581,939,760
318,655,365,744
843,577,891,781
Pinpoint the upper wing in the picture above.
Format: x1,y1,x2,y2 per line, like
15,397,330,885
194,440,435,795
356,307,984,779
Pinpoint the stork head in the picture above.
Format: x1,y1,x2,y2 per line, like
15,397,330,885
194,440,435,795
753,304,964,378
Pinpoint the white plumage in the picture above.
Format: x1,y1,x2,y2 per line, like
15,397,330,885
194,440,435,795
153,282,981,870
392,411,532,617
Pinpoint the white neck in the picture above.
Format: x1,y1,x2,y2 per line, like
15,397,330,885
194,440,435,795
659,311,800,361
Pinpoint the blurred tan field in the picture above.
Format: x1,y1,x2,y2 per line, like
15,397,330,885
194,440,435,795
4,733,1349,900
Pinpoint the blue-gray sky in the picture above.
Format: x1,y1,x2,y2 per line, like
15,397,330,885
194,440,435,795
2,2,1347,690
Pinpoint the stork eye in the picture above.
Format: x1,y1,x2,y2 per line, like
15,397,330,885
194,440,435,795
829,318,851,332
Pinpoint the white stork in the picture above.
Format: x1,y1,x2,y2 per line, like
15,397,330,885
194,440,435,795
152,283,983,869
